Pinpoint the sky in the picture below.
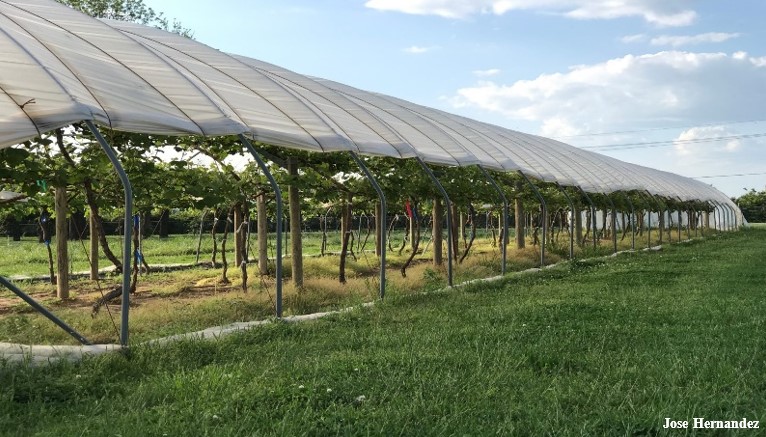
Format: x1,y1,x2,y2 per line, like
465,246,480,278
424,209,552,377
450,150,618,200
146,0,766,198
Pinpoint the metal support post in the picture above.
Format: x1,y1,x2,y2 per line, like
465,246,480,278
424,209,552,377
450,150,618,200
350,152,387,298
85,120,132,347
726,204,737,230
717,202,727,231
605,194,618,254
240,135,283,317
416,158,453,286
692,209,698,238
621,193,636,250
519,172,546,267
0,276,91,345
479,167,509,275
645,192,665,246
578,188,598,250
641,192,653,248
713,202,722,233
556,184,575,259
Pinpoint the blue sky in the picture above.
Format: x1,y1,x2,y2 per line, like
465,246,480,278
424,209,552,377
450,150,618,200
148,0,766,197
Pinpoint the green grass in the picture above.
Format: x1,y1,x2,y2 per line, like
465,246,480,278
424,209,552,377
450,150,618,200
1,228,764,435
1,224,677,278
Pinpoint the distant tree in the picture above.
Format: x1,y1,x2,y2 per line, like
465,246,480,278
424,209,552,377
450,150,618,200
736,188,766,223
56,0,193,37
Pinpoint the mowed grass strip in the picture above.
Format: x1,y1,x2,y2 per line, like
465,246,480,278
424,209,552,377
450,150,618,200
1,229,764,435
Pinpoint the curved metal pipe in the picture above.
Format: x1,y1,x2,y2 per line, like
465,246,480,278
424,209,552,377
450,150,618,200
479,167,509,275
86,121,132,346
645,192,665,245
713,201,723,233
604,194,618,254
519,172,546,267
555,184,575,259
350,152,387,298
641,192,653,248
621,193,636,250
716,201,728,231
578,188,598,250
691,208,697,238
725,203,738,230
417,158,453,286
240,135,283,318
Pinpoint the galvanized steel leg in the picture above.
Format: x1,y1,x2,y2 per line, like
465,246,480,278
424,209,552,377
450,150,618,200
605,195,618,254
647,202,653,248
692,209,698,238
640,192,653,248
85,121,132,347
726,204,737,230
556,184,575,259
578,188,598,250
519,172,546,267
240,135,283,317
645,192,664,246
479,167,508,275
417,158,453,286
0,276,91,345
350,152,386,298
713,202,722,233
622,193,636,250
717,202,727,231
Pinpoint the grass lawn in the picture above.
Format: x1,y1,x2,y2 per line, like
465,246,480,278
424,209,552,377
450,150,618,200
0,228,764,435
1,226,608,345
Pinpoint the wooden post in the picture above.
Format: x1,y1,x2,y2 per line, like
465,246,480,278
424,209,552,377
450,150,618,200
515,184,525,249
287,159,303,288
409,208,416,250
574,205,583,247
234,203,243,268
55,186,69,299
257,194,269,276
89,212,99,280
450,202,459,259
432,197,444,266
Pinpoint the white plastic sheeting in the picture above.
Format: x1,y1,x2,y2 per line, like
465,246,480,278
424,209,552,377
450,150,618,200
0,0,738,210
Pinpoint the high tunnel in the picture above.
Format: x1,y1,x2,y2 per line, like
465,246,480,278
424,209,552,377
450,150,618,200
0,0,743,346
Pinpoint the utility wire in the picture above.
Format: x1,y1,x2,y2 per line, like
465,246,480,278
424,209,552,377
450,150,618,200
580,132,766,151
553,118,766,139
691,171,766,180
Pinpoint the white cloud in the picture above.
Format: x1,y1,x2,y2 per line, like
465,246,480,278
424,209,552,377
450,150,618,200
365,0,697,26
540,117,582,138
451,51,766,194
621,34,647,44
650,32,741,47
403,45,435,54
733,51,748,60
452,51,766,137
473,68,501,77
674,126,741,156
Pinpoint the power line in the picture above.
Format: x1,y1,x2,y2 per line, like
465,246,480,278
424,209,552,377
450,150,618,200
580,132,766,151
692,171,766,180
553,118,766,139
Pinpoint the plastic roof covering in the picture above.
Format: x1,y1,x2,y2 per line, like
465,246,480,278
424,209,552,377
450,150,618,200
0,0,737,207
